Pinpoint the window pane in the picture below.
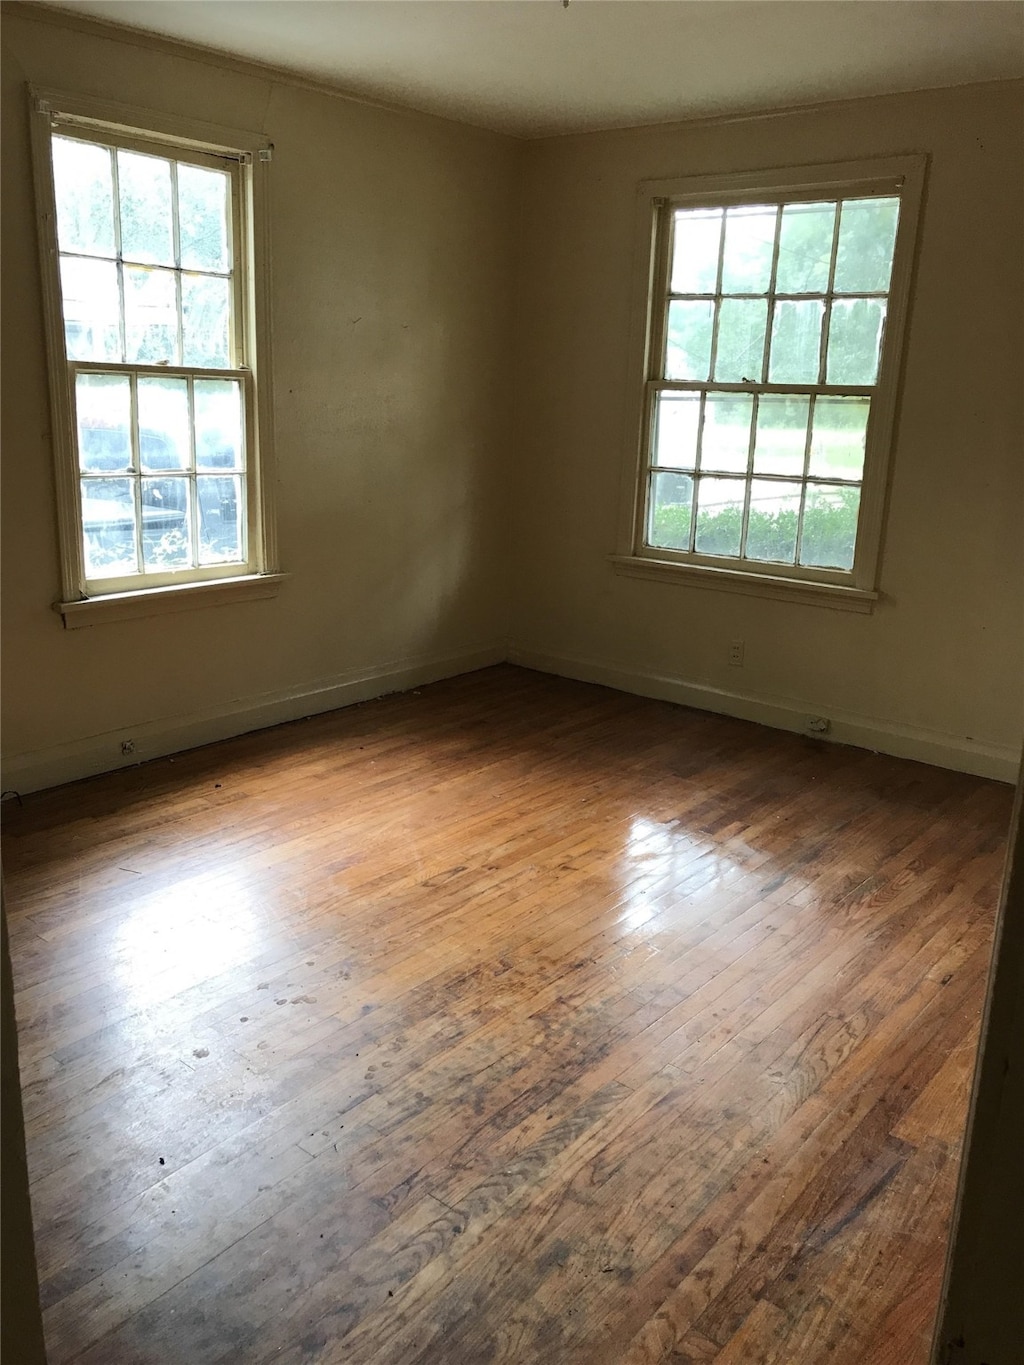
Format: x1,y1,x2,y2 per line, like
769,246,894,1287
178,164,230,273
182,274,231,368
714,298,767,382
768,299,824,383
666,300,714,381
138,377,190,471
775,201,835,294
799,484,861,570
720,205,776,294
117,150,174,267
745,480,801,563
670,209,722,295
198,475,244,564
833,197,899,294
826,298,886,385
701,393,753,473
141,477,192,570
124,265,178,364
194,379,244,470
752,394,810,476
694,476,744,557
60,256,121,361
653,392,700,470
809,397,869,480
52,137,115,258
648,472,693,550
76,373,131,473
81,477,137,577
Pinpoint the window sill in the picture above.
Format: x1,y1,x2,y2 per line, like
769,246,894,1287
56,572,287,629
610,555,878,613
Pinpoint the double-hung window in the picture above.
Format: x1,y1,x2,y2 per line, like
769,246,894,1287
619,157,925,609
30,89,278,623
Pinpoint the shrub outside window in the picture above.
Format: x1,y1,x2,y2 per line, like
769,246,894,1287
619,157,925,608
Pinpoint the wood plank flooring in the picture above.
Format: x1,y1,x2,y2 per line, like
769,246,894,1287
3,665,1012,1364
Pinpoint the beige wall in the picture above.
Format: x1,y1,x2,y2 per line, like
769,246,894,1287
511,81,1024,779
1,9,519,788
2,6,1021,790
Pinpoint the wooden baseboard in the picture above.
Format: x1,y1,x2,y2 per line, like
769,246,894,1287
508,645,1021,785
1,642,505,794
4,641,1018,794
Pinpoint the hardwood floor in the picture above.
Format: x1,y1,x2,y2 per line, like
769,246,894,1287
3,665,1012,1364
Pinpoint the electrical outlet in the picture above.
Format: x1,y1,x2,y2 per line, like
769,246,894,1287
120,739,136,756
805,716,831,735
728,639,744,667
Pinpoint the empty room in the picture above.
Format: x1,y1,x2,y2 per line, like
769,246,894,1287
2,2,1022,1362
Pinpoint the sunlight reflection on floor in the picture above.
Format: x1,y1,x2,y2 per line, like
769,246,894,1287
113,872,261,1010
617,816,719,932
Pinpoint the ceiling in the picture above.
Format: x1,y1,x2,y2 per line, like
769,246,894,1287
32,0,1024,138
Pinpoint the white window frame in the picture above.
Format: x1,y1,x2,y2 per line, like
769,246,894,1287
29,87,282,627
613,156,926,613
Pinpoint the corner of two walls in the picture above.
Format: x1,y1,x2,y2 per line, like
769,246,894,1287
2,10,1021,794
508,81,1024,785
0,10,522,793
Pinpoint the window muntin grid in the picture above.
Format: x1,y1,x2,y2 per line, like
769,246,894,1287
643,194,900,574
52,133,238,369
74,368,247,579
49,129,251,587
